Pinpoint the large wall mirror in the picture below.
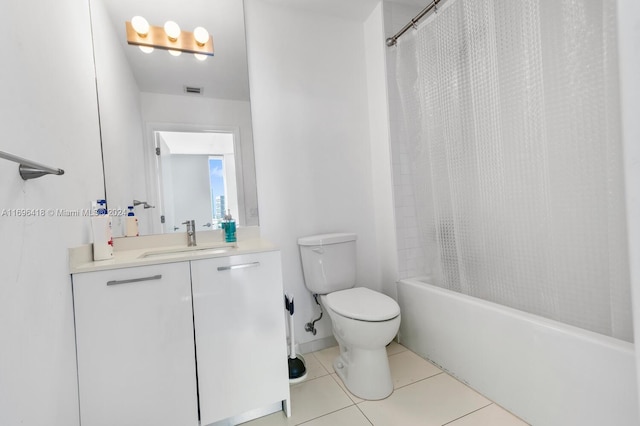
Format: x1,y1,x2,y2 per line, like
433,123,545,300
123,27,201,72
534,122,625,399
90,0,258,236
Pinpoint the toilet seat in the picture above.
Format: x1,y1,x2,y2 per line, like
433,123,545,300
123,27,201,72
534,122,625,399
325,287,400,322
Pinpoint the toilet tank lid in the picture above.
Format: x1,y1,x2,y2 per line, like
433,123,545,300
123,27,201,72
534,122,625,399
298,233,357,246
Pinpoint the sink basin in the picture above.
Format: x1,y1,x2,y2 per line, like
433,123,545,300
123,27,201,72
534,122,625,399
139,244,236,259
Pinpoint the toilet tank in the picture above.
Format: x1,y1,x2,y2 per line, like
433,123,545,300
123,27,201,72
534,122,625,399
298,233,357,295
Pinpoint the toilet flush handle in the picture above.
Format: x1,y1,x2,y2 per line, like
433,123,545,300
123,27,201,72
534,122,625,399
312,247,324,254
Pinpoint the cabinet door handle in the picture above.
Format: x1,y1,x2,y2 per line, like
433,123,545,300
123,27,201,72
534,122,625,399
217,262,260,271
106,274,163,286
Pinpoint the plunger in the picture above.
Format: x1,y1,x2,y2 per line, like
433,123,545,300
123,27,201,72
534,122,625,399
284,294,307,383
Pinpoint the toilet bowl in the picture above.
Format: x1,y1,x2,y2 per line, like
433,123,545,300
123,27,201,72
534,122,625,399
321,287,400,400
298,233,401,400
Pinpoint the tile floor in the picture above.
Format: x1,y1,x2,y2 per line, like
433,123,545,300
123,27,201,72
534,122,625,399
242,343,528,426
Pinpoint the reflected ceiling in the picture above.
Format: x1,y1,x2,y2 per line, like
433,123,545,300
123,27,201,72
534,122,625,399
99,0,249,100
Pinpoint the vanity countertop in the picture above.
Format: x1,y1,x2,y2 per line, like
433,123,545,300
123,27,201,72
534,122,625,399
69,227,276,274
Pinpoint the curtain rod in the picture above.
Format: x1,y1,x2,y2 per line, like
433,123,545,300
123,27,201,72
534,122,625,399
386,0,441,47
0,150,65,180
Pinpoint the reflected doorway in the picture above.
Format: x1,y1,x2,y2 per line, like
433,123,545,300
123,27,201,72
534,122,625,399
155,130,239,233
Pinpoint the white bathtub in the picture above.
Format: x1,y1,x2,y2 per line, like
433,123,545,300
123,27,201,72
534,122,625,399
397,277,638,426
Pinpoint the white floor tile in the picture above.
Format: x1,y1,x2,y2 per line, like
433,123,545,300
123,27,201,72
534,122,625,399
299,406,372,426
312,346,340,374
388,350,442,389
243,348,524,426
241,376,353,425
330,373,365,404
288,375,354,424
358,373,491,426
239,410,290,426
386,341,408,356
330,350,441,404
299,353,329,381
446,404,530,426
313,342,408,373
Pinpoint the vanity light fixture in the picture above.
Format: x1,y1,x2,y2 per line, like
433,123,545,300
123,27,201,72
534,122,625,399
125,17,214,58
193,27,209,45
163,20,181,41
131,16,150,37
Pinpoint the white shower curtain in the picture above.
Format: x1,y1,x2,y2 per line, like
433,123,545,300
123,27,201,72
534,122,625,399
394,0,631,340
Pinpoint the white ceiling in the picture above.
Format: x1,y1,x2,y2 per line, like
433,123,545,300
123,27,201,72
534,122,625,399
259,0,429,21
259,0,379,21
99,0,250,100
390,0,431,6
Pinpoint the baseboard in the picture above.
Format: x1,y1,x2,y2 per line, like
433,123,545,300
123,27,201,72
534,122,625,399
298,335,337,354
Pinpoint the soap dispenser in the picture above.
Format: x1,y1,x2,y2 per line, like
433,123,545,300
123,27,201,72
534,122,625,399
91,199,114,260
222,209,236,243
125,206,139,237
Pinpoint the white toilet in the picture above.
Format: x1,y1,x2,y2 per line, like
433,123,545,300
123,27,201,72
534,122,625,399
298,233,401,400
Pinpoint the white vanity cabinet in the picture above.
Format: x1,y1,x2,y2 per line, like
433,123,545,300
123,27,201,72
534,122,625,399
191,251,290,425
72,262,199,426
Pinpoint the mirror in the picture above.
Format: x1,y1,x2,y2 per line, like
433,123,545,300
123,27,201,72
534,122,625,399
89,0,258,236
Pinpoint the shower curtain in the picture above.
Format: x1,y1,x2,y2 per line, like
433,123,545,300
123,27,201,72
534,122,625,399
394,0,631,340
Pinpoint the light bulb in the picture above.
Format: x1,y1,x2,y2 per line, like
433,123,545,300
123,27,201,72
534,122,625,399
194,53,207,61
164,21,181,41
131,16,149,37
193,27,209,46
168,49,182,57
139,46,154,54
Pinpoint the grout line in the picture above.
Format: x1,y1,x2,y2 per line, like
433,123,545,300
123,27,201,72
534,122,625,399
289,374,328,392
303,352,331,379
287,375,355,424
437,369,531,424
440,402,494,425
387,350,410,359
296,404,357,425
328,373,364,405
354,404,375,426
309,350,337,374
301,347,530,426
392,371,446,392
350,372,447,406
291,373,333,388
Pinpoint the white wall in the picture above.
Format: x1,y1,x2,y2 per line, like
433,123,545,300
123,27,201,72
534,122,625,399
364,3,399,299
245,0,384,345
168,155,213,231
140,93,258,227
0,1,105,425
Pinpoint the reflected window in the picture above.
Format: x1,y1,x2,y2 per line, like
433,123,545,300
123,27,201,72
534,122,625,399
155,131,238,233
209,156,226,229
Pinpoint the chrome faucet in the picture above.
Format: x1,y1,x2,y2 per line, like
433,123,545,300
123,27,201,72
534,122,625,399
133,199,155,209
182,220,197,246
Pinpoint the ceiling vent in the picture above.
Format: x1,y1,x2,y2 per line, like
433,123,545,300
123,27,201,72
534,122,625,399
184,86,203,95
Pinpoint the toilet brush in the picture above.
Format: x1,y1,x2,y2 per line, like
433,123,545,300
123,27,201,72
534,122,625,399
284,294,307,383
